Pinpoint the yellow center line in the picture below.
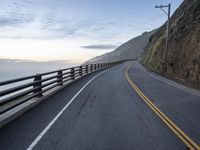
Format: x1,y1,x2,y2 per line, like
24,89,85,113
125,63,200,150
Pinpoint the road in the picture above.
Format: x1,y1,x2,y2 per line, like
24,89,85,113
0,61,200,150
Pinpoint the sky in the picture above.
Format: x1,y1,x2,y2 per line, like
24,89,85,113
0,0,183,64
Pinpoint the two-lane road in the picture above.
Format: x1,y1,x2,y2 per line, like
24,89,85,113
0,61,199,150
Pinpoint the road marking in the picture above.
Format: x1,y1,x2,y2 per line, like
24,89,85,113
150,73,200,97
125,63,200,150
26,70,106,150
137,62,200,97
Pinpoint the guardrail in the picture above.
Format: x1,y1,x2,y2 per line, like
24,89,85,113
0,62,121,116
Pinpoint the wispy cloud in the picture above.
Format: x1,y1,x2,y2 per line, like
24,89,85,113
0,15,33,27
0,0,133,40
0,58,71,64
81,44,118,50
0,0,183,40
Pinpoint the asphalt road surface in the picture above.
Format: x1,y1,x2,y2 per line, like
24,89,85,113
0,61,200,150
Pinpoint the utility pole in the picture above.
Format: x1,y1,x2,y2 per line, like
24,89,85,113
155,4,171,72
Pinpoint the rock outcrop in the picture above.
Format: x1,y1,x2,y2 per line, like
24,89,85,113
142,0,200,88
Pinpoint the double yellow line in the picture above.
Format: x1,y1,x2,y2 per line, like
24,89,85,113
125,64,200,150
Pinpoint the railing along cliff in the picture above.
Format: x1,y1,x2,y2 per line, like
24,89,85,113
0,61,121,116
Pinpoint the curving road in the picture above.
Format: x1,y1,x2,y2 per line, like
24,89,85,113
0,61,200,150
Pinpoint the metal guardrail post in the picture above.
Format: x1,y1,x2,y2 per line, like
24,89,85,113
79,66,82,76
86,65,88,74
57,70,63,85
90,64,93,72
33,74,42,97
94,64,96,71
71,68,75,80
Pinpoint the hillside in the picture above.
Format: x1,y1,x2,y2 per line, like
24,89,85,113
142,0,200,88
85,29,157,64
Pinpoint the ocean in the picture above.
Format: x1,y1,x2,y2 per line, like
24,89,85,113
0,61,78,82
0,61,79,92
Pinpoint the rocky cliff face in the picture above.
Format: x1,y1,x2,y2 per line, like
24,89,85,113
85,29,157,64
142,0,200,88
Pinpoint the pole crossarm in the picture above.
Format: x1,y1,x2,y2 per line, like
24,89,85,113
155,4,171,16
155,5,170,8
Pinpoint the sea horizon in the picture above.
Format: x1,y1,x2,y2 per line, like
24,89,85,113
0,60,79,82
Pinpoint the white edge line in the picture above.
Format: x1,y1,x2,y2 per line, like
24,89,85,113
136,62,200,97
149,73,200,97
26,70,106,150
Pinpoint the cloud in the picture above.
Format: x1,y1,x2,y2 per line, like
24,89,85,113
0,13,34,27
0,58,71,64
0,0,141,41
0,0,120,40
0,58,31,63
81,44,118,50
0,0,123,41
43,60,72,64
